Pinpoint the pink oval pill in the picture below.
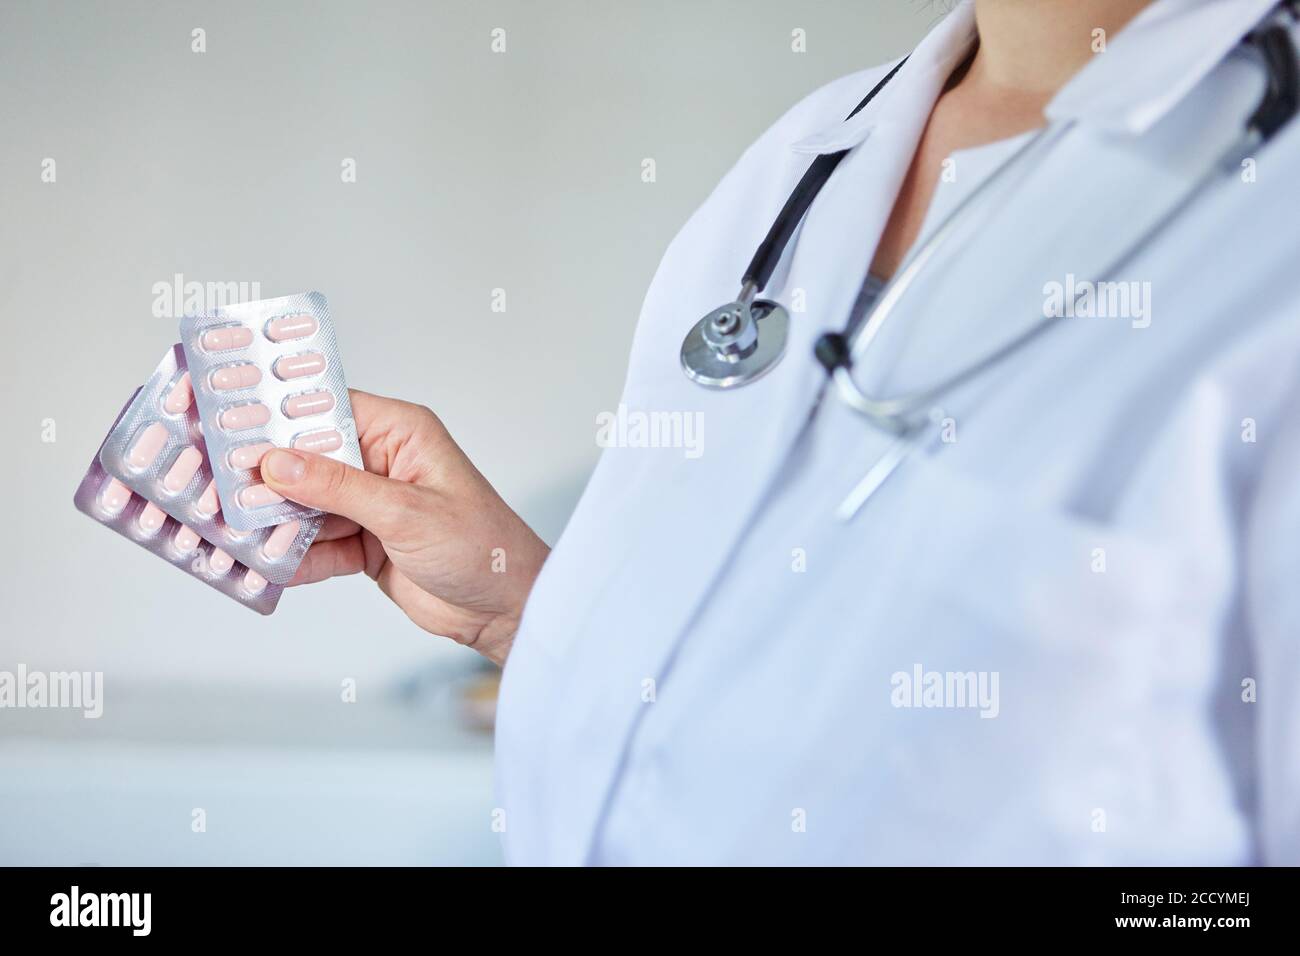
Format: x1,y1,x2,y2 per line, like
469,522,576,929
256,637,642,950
239,483,285,509
243,569,268,595
196,479,220,518
226,526,251,541
162,372,193,414
101,478,131,516
219,402,271,431
174,524,200,555
138,502,166,535
127,422,168,469
228,441,275,470
283,390,335,419
162,446,203,492
265,313,318,342
261,519,301,560
210,363,262,391
209,548,234,574
273,351,326,380
292,429,343,454
201,326,254,352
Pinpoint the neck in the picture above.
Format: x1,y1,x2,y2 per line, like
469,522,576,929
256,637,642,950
967,0,1150,96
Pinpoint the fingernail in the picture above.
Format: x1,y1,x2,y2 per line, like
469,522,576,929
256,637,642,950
263,449,306,484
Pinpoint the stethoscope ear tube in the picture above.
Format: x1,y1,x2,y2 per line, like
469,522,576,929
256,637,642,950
1247,21,1300,140
740,56,909,292
685,56,912,390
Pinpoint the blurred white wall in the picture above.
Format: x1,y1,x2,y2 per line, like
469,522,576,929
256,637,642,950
0,0,930,690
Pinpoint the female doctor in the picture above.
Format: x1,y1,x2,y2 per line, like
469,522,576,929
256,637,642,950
259,0,1300,864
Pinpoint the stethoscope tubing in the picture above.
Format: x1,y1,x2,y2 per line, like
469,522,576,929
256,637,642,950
832,17,1298,434
830,123,1067,429
742,56,911,293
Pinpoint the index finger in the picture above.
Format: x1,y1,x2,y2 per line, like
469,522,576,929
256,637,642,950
347,388,431,428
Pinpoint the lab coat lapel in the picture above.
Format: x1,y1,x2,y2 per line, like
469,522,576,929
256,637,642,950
737,22,976,501
528,22,977,865
765,4,979,435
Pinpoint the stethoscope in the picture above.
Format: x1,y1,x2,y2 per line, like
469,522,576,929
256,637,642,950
680,4,1299,519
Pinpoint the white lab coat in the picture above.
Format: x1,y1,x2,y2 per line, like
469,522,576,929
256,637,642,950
495,0,1300,864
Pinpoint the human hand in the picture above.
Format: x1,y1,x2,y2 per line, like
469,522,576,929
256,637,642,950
259,390,550,665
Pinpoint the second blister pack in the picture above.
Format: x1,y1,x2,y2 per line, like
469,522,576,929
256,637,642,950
77,393,283,614
98,344,322,584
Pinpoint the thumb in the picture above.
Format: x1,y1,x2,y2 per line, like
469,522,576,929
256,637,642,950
260,448,423,541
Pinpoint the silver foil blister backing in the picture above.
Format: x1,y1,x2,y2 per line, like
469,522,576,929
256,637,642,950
97,344,322,584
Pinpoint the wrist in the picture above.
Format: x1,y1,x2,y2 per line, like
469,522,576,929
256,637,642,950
471,612,522,666
472,539,549,666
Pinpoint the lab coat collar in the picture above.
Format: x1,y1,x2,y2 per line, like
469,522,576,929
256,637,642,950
1046,0,1282,134
790,0,1280,155
789,0,978,155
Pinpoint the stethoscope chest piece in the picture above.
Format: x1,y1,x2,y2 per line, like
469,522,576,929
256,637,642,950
680,297,790,389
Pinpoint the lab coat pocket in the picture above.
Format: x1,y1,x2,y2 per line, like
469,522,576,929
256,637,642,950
871,457,1232,862
896,456,1204,685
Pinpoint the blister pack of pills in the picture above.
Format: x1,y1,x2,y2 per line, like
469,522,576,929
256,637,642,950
75,396,283,614
97,345,322,584
180,292,361,532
